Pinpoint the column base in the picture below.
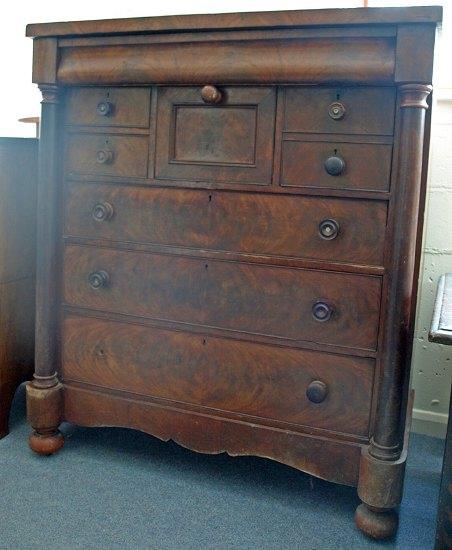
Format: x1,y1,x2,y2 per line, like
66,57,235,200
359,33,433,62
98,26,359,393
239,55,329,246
29,430,64,456
26,378,64,456
355,503,398,539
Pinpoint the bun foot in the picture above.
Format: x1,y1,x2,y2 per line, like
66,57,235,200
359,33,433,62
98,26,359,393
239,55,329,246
355,503,398,540
29,430,64,456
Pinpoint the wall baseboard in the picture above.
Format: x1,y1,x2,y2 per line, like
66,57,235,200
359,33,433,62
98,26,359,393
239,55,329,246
411,408,449,438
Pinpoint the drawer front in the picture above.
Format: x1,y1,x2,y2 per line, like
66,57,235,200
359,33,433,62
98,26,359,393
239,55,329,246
65,87,151,128
62,315,374,437
63,245,382,350
281,140,392,192
66,134,149,178
155,86,276,184
284,87,396,135
65,183,387,266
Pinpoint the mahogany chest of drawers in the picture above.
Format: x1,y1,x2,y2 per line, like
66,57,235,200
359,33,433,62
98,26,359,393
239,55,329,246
26,7,441,540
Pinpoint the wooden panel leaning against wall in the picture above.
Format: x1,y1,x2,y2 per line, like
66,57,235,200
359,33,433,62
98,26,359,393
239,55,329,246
0,138,37,437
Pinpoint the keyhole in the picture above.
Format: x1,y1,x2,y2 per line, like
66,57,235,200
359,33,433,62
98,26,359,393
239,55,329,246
208,194,212,202
205,263,209,270
336,93,340,100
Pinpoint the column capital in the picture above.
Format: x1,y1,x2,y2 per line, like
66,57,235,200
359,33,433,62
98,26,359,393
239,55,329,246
39,84,59,104
399,84,433,109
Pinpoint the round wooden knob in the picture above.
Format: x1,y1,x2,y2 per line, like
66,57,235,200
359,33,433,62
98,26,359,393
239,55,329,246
201,85,223,104
312,301,333,322
328,101,346,120
96,149,114,165
92,202,114,222
88,270,110,289
324,155,345,176
306,380,328,404
318,219,339,240
96,101,114,117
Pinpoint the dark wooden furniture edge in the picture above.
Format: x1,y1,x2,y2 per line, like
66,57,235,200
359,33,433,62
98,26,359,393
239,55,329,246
26,6,442,38
0,137,37,437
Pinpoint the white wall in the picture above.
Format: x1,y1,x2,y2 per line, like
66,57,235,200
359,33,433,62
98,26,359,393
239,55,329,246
1,0,451,436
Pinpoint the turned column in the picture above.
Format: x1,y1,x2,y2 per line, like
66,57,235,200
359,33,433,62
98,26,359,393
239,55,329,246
26,84,64,455
355,84,432,539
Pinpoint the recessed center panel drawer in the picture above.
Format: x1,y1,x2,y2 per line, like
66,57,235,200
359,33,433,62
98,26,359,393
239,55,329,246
61,315,374,437
65,134,149,178
155,86,276,184
63,245,382,350
64,183,387,267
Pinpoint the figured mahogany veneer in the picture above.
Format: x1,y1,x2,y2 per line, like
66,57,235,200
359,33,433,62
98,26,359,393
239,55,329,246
63,244,382,350
65,87,151,128
26,6,441,541
66,133,149,178
280,139,393,192
64,183,388,266
61,315,374,437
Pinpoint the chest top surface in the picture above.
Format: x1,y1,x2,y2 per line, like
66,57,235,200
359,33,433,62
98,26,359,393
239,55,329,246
27,7,442,88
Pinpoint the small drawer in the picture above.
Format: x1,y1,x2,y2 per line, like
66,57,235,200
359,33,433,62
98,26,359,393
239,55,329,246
155,86,276,184
62,315,375,437
64,183,388,267
281,139,392,192
63,245,382,351
65,87,151,128
284,87,396,135
65,134,149,178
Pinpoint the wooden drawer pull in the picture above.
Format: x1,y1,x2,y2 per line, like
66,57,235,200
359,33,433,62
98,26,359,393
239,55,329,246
92,202,114,222
318,219,339,240
96,100,114,117
306,380,328,404
312,301,333,322
324,155,345,176
328,101,346,120
201,85,223,104
96,149,114,165
88,270,110,289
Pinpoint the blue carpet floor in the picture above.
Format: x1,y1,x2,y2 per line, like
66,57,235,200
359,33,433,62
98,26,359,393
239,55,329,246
0,386,444,549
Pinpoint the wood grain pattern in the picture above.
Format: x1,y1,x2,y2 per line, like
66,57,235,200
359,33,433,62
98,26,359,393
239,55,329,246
26,6,440,540
65,87,151,128
62,244,382,350
155,87,275,184
63,382,362,486
284,87,396,136
65,133,149,178
61,315,374,437
280,140,393,192
56,38,396,86
64,183,388,267
26,6,442,37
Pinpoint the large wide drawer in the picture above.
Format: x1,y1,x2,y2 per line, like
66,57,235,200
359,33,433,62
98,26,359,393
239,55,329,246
61,315,374,437
155,86,276,184
64,183,387,267
63,245,382,350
